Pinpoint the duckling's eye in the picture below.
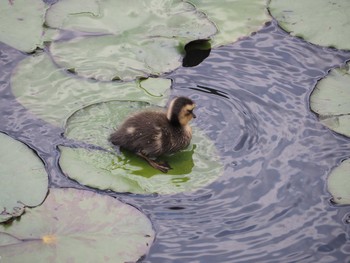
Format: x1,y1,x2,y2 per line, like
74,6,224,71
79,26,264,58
186,109,193,115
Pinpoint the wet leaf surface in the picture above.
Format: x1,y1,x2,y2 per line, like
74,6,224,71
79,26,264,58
0,188,155,262
188,0,270,47
0,0,48,52
47,0,217,81
269,0,350,50
310,64,350,137
328,159,350,204
0,133,48,223
11,52,170,127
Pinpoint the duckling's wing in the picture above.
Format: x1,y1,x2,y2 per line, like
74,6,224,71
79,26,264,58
109,111,170,157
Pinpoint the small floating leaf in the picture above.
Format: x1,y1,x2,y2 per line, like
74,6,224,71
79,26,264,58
328,159,350,204
0,0,48,52
0,133,48,223
310,64,350,137
59,101,223,194
11,52,169,127
47,0,217,81
139,77,172,97
0,188,155,262
269,0,350,50
188,0,270,47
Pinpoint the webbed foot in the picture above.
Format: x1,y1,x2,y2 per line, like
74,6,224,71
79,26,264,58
136,152,172,173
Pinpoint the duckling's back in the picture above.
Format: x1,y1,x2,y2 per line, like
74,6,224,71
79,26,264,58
109,110,191,157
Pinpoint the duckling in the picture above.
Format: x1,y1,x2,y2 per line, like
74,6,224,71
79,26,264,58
109,97,196,173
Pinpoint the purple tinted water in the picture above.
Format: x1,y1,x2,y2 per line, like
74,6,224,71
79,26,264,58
1,21,350,262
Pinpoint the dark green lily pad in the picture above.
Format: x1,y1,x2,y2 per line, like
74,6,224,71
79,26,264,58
11,52,170,127
59,101,223,194
189,0,271,47
0,0,48,52
269,0,350,50
0,133,48,223
46,0,217,81
0,188,155,262
327,159,350,204
310,64,350,137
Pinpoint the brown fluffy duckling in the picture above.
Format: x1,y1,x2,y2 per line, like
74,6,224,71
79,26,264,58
109,97,196,173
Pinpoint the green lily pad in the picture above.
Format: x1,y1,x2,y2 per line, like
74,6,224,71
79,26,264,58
0,133,48,223
0,0,48,52
188,0,271,47
11,52,170,127
0,188,155,262
269,0,350,50
59,101,223,194
328,159,350,204
46,0,217,81
50,35,183,81
310,64,350,137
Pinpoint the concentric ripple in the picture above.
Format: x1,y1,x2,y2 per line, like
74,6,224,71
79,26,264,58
1,20,350,262
129,21,350,262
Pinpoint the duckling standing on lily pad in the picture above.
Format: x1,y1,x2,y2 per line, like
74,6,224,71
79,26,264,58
109,97,197,173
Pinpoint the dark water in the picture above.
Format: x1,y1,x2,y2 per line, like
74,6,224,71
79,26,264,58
1,20,350,262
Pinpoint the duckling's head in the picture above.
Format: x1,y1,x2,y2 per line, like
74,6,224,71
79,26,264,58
167,97,196,126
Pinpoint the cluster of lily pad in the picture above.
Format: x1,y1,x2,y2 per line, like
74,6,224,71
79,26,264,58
1,0,350,261
0,133,155,262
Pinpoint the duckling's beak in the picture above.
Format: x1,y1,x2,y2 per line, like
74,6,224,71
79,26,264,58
192,112,196,118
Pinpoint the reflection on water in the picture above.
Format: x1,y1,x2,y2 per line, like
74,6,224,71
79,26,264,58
1,21,350,262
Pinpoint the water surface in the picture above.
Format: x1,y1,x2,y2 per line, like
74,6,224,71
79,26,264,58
1,20,350,262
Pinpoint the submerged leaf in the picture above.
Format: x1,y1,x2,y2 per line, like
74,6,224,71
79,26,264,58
188,0,270,47
269,0,350,50
328,159,350,204
0,0,48,52
11,52,170,127
310,64,350,137
46,0,217,81
59,101,223,194
0,133,48,223
0,188,155,262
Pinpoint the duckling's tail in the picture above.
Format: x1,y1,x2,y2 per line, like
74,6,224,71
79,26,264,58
108,131,121,146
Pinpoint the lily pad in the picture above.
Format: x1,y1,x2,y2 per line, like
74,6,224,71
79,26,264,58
269,0,350,50
0,133,48,223
328,159,350,204
59,101,223,194
50,35,183,81
310,64,350,137
0,0,48,52
0,188,155,262
46,0,217,81
188,0,271,47
11,52,170,127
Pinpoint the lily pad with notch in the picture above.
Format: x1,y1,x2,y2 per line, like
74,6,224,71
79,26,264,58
0,188,155,262
0,0,48,52
59,100,223,194
188,0,271,47
11,52,170,127
327,159,350,205
0,133,48,223
269,0,350,50
46,0,217,81
310,63,350,137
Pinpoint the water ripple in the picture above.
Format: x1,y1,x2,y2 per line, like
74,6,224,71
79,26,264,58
137,21,350,262
1,19,350,262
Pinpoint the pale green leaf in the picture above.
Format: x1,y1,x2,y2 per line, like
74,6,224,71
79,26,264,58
0,188,155,262
0,133,48,223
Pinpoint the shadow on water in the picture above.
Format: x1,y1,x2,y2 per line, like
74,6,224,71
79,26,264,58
1,20,350,262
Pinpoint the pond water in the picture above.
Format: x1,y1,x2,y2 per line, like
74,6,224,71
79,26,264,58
1,20,350,262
